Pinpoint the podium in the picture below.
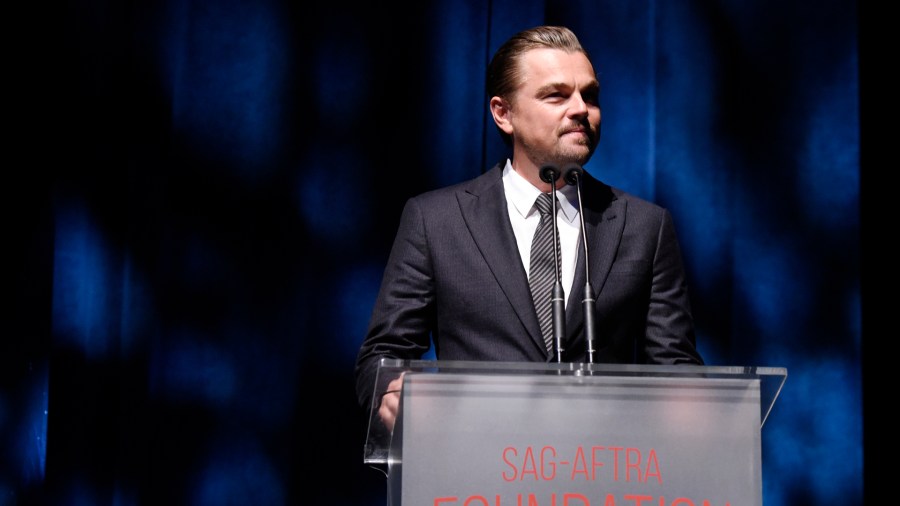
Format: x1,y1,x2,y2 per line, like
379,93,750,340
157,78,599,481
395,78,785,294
364,359,786,506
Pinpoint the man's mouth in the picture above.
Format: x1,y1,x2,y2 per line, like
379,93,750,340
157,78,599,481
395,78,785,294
562,129,591,141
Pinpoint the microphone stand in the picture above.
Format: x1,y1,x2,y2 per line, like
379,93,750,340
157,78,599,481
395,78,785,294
540,165,566,363
564,164,597,364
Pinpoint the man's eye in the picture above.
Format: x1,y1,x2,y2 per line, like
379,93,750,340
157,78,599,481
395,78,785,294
584,94,599,105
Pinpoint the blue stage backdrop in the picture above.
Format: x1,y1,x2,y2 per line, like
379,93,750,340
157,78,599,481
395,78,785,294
4,0,862,505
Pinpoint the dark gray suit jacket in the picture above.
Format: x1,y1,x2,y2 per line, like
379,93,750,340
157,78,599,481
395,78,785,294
354,163,703,409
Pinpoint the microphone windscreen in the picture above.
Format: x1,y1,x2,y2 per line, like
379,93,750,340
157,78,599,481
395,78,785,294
563,164,583,186
539,164,560,183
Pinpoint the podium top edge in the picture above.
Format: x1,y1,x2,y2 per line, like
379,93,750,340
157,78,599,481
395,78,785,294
376,358,787,378
364,359,788,464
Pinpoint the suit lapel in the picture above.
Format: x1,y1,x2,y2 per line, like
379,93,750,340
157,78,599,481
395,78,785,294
457,165,548,356
565,174,625,349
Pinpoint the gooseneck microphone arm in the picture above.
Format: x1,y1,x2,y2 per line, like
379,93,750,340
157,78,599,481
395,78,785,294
564,164,597,363
540,164,566,363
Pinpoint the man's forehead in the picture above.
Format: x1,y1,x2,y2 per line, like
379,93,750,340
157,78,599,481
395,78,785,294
518,49,598,87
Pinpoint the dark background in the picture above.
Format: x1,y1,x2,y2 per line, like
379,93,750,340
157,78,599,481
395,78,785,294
6,0,871,504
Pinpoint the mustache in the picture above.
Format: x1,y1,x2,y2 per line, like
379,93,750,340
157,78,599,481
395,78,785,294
561,121,598,141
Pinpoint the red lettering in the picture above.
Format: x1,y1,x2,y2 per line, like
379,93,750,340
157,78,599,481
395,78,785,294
571,447,589,480
609,447,623,481
644,449,662,484
438,494,730,506
501,445,662,487
564,493,590,505
591,446,606,480
540,446,557,480
502,447,518,481
521,447,539,480
626,448,641,482
520,494,546,506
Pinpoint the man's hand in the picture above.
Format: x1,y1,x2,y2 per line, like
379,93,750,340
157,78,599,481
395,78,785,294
378,375,405,432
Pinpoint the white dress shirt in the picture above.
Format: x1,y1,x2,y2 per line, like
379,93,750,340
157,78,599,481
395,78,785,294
502,160,580,308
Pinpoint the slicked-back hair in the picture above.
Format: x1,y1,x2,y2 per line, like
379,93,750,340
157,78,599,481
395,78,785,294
485,26,592,146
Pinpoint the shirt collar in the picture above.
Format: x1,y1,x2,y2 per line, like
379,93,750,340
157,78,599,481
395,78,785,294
502,159,579,223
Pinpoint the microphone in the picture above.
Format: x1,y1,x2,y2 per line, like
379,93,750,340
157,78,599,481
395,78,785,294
539,164,566,363
563,164,597,363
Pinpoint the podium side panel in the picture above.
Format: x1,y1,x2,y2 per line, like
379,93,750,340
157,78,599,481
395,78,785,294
397,373,762,506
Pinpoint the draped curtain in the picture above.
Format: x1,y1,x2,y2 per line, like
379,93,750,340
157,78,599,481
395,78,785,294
5,0,861,504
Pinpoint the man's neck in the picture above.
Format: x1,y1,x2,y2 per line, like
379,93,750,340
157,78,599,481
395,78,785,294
510,159,565,192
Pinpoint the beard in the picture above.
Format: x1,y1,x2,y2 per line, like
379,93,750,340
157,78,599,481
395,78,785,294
553,131,598,166
556,140,595,166
516,121,600,169
555,120,599,164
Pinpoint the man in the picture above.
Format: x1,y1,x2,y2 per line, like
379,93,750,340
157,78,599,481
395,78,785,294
355,26,703,428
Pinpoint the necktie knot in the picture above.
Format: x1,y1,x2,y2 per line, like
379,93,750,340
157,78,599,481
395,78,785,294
534,193,554,216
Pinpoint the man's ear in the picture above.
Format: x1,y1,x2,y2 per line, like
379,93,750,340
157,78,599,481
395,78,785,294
489,96,514,135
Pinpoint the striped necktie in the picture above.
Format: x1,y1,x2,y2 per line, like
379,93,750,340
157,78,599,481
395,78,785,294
529,192,561,354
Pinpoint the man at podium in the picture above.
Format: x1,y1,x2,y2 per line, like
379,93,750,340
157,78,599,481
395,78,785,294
355,25,704,429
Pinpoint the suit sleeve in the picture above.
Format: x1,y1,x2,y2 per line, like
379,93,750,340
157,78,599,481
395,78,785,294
643,209,704,365
354,197,436,409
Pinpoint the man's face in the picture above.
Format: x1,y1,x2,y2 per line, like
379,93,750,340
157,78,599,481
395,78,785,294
506,48,601,169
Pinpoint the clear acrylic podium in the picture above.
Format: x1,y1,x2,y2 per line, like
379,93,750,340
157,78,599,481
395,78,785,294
364,359,786,506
